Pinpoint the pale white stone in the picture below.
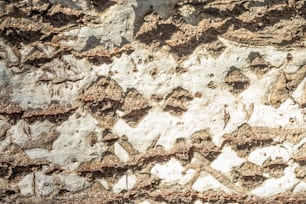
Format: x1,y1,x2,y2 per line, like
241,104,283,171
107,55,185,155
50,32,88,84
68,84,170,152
150,158,184,185
293,137,306,151
0,137,10,153
113,174,137,193
58,174,90,193
113,108,180,153
35,172,56,197
114,143,129,162
248,145,291,166
192,172,231,193
291,78,306,105
18,173,34,196
111,48,178,98
293,182,306,193
98,179,109,190
25,148,50,160
211,146,245,175
9,120,31,146
138,200,151,204
179,169,196,186
0,116,7,127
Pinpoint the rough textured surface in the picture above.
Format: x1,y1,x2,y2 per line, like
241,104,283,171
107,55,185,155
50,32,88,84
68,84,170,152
0,0,306,203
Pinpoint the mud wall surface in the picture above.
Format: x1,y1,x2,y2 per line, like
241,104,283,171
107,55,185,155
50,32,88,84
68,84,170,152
0,0,306,203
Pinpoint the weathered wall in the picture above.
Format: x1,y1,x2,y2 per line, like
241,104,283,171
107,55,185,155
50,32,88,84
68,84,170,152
0,0,306,203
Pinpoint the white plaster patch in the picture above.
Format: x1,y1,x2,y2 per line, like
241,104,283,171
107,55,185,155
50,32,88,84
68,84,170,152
248,145,291,166
293,137,306,151
113,174,137,193
9,120,31,146
150,158,184,185
111,48,178,97
113,108,180,152
35,172,56,197
211,146,245,175
0,137,10,153
25,148,50,160
98,178,109,190
192,172,231,193
138,201,151,204
293,182,306,193
292,77,306,105
58,174,90,193
114,142,129,162
179,169,196,185
18,173,34,196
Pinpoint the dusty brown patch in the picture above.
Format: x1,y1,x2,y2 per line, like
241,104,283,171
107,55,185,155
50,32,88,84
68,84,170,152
121,88,151,127
232,162,266,190
77,154,126,179
1,0,306,202
295,165,306,180
245,52,273,77
0,102,24,123
101,129,119,143
9,191,306,204
163,87,193,116
80,77,124,104
73,43,134,65
43,4,83,27
118,136,139,156
190,130,221,161
0,102,24,116
225,67,250,94
207,81,217,89
80,77,124,128
86,132,98,147
0,16,55,47
263,72,289,108
264,65,306,108
88,0,116,12
0,122,11,140
262,157,288,178
293,143,306,166
222,123,273,157
22,104,76,124
22,130,60,150
75,46,113,65
205,40,226,57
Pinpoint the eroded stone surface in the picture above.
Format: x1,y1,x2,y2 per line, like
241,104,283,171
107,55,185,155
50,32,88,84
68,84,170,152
1,0,306,203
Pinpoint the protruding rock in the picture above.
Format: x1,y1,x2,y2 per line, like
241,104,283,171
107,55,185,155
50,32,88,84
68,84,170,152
225,67,250,94
164,87,193,116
